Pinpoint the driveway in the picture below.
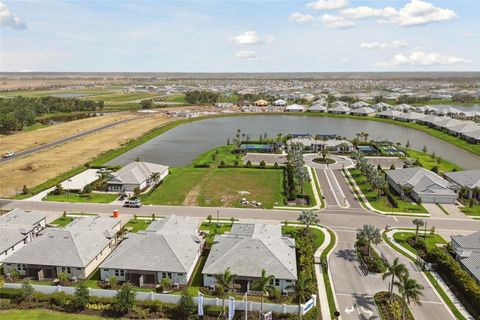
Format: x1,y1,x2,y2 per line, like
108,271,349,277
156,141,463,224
304,154,354,170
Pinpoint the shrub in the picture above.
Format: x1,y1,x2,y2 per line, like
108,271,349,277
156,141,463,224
259,160,266,168
74,281,90,311
112,283,136,315
385,191,399,208
176,290,195,320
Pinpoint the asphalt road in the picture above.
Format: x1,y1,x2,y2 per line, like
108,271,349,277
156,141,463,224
0,116,140,164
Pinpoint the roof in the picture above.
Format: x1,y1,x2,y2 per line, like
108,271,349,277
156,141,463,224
352,101,370,108
4,216,120,268
0,228,27,254
108,162,169,185
285,104,304,110
351,106,375,115
146,214,201,235
451,231,480,250
202,223,297,280
329,105,351,112
463,129,480,140
377,110,402,117
397,112,426,121
447,122,480,134
444,170,480,189
308,104,327,111
0,208,45,229
459,252,480,282
386,167,456,197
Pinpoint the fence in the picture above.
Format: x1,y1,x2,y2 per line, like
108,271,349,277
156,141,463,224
3,283,301,314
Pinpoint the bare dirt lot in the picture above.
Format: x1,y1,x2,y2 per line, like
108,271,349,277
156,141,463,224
0,113,137,155
0,115,170,197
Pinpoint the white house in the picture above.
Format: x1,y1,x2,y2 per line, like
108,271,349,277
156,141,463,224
107,161,169,193
3,216,121,280
285,104,305,112
273,99,287,107
202,223,297,293
100,215,203,287
0,209,46,263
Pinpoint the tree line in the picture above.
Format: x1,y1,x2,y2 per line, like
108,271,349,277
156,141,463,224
0,96,104,134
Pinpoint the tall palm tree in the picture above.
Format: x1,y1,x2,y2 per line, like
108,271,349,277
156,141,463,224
297,210,319,230
394,271,424,320
286,275,312,316
253,269,275,314
214,268,236,317
412,219,425,243
150,172,160,184
321,148,330,161
356,224,382,257
382,258,407,300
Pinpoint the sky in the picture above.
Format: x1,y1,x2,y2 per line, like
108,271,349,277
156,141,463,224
0,0,479,72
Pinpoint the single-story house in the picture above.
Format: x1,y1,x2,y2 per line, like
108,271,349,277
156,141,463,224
351,101,370,109
0,209,46,262
451,231,480,284
444,170,480,199
396,112,426,123
376,109,402,119
392,103,413,111
100,215,203,287
446,121,480,136
3,216,121,280
350,106,376,116
308,104,327,113
285,104,305,112
418,115,449,126
286,138,353,153
433,118,463,131
202,223,297,293
371,102,392,111
328,105,351,114
385,167,458,204
254,99,269,107
462,129,480,144
107,161,169,193
273,99,287,107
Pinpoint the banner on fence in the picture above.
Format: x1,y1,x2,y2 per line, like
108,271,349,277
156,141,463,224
198,292,204,316
228,296,235,320
302,297,315,315
263,311,273,320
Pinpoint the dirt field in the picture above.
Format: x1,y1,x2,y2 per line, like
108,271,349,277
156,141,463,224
0,115,170,197
0,113,138,155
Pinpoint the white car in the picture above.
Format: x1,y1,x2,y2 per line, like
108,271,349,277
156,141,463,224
2,151,15,158
97,168,111,174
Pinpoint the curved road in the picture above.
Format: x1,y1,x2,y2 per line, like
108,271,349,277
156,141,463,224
0,116,143,164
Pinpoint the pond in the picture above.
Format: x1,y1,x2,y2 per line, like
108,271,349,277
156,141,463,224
106,115,480,170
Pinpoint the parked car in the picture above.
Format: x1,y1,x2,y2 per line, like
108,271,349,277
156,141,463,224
2,151,15,158
97,168,111,174
124,199,142,208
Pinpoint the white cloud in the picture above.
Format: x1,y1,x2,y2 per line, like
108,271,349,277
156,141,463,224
320,14,355,29
0,2,27,30
461,32,477,37
307,0,348,10
381,50,470,66
289,12,315,23
236,50,258,60
230,31,261,45
360,40,408,49
340,0,457,27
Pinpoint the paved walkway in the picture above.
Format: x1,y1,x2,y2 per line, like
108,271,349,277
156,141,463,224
303,154,354,170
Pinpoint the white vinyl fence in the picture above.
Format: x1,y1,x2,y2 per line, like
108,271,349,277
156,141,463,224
4,283,307,314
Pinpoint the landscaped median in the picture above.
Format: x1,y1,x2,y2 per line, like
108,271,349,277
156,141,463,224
382,228,477,320
343,168,429,216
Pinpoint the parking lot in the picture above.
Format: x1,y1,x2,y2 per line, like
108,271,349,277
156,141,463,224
366,157,405,169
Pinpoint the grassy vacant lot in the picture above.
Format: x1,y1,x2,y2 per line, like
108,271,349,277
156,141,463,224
393,231,447,255
349,169,427,213
404,149,462,172
143,167,284,208
0,310,106,320
43,193,118,203
460,205,480,217
2,115,169,198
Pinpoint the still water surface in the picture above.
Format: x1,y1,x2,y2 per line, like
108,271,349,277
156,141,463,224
107,115,480,170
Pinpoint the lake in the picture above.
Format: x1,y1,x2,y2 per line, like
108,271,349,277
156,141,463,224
107,115,480,170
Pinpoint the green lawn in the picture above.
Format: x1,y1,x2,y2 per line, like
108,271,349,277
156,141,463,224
192,144,241,166
404,149,462,172
393,231,447,255
43,193,118,203
349,169,427,213
282,226,325,250
51,216,74,227
124,218,152,232
199,222,233,246
460,205,480,216
0,310,107,320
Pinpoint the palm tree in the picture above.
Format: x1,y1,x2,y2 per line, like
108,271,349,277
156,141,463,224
321,148,330,161
394,271,424,320
382,258,407,300
356,224,382,257
297,210,319,229
214,268,235,317
287,275,312,316
253,269,275,314
150,172,160,185
412,219,425,243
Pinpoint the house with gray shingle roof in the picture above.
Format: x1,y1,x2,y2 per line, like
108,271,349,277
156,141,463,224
350,106,376,116
3,216,121,280
107,161,169,193
444,170,480,200
451,231,480,284
0,208,46,263
385,167,458,204
202,223,297,293
99,215,202,287
376,109,403,119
